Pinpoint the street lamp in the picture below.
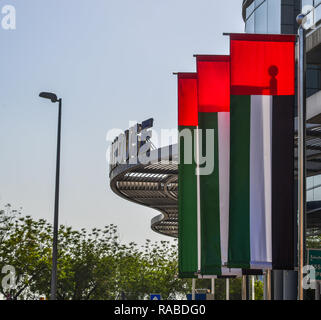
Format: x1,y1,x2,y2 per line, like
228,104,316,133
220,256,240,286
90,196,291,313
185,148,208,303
39,91,62,300
296,13,307,301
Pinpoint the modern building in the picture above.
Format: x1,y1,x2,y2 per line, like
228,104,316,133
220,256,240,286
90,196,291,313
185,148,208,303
243,0,301,34
243,0,321,230
110,1,321,239
109,1,321,299
242,0,321,300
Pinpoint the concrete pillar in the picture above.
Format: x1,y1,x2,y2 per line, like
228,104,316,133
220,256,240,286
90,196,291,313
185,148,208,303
283,270,298,300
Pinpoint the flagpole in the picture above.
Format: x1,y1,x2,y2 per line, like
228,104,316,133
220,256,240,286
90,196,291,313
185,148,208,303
242,275,246,300
296,13,307,301
246,275,250,300
226,278,230,300
196,126,202,274
211,277,215,299
192,278,196,301
252,276,255,300
266,270,272,300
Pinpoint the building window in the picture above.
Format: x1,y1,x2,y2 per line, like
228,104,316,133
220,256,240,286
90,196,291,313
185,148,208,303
244,0,281,34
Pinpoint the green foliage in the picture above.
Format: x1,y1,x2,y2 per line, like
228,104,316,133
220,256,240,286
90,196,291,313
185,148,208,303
0,205,266,300
254,279,263,300
307,235,321,249
0,205,52,299
0,205,189,300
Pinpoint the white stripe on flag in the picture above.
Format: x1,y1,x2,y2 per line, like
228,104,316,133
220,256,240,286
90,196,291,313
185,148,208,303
250,95,272,269
263,96,272,266
218,112,230,267
218,112,242,277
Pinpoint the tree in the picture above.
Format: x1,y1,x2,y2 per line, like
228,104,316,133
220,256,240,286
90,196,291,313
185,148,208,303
115,239,189,300
0,207,190,300
254,279,264,300
0,204,21,245
0,205,265,300
0,206,52,299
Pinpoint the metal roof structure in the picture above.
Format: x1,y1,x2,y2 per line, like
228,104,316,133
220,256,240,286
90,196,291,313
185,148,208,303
242,0,254,22
110,145,179,237
110,123,321,238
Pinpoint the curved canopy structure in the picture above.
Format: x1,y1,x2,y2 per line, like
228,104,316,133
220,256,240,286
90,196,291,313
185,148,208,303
109,122,321,237
110,145,178,237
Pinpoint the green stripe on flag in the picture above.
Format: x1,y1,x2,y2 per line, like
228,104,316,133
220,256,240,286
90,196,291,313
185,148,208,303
228,95,251,269
178,126,197,278
199,112,221,275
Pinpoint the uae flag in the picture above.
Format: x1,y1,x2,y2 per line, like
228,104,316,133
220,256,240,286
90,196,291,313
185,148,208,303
227,34,296,270
196,55,240,276
177,73,198,278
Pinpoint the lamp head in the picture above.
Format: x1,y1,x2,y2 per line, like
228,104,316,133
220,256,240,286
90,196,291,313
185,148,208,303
296,13,306,27
39,92,58,103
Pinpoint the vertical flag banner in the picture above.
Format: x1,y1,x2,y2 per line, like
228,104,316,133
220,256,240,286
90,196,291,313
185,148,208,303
228,33,296,270
196,55,238,276
177,73,198,278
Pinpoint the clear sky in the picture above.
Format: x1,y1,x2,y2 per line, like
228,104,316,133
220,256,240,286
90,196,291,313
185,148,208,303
0,0,244,245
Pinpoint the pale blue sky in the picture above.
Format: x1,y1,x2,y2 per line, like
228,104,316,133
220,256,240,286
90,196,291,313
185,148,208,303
0,0,244,245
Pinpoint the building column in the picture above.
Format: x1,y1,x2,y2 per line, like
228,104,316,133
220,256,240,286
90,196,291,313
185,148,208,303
283,270,298,300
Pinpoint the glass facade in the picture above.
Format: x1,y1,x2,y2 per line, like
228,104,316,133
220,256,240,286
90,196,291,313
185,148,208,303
245,0,281,33
303,1,321,203
244,0,321,98
243,0,321,206
307,176,321,201
301,0,321,98
307,64,321,96
302,0,321,27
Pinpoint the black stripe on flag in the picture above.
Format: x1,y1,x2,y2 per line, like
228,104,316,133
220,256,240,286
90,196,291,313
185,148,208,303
272,95,295,270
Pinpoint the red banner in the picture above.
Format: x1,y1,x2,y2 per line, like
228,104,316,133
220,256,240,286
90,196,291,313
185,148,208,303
229,33,296,96
177,73,198,127
196,55,230,112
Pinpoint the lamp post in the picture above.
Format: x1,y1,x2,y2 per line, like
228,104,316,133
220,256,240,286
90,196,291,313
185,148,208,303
39,92,62,300
296,13,307,301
